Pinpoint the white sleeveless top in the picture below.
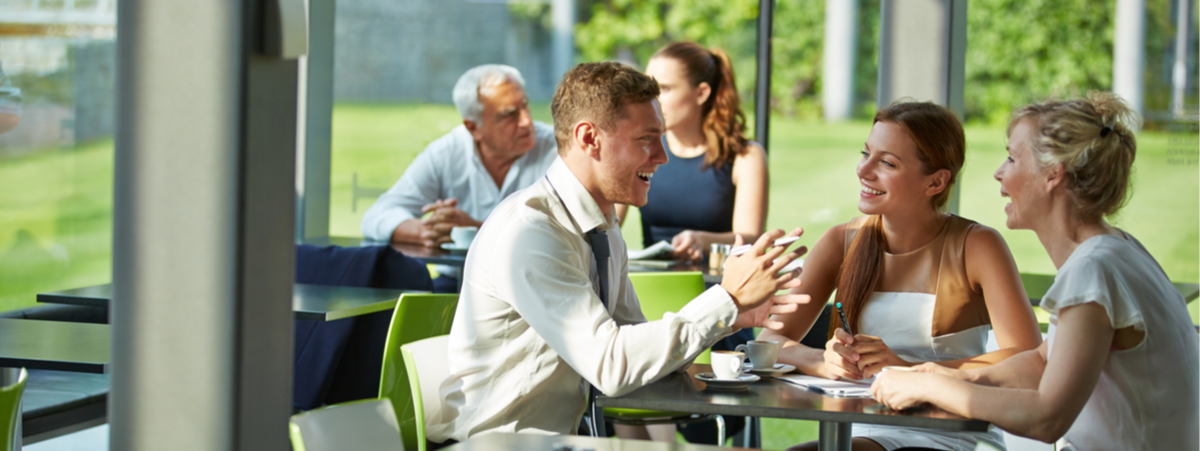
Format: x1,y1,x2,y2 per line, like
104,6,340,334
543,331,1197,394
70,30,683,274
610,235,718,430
842,216,1005,450
1042,232,1198,451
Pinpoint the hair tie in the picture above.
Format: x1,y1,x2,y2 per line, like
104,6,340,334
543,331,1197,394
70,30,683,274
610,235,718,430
1100,124,1113,138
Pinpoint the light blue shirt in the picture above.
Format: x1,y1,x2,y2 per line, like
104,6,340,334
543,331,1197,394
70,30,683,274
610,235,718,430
361,121,558,241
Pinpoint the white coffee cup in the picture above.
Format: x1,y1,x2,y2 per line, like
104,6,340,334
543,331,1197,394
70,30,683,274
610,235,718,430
450,226,478,247
710,350,746,380
735,340,781,370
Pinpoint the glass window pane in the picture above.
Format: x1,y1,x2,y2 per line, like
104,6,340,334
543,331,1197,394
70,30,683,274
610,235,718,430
322,0,1197,288
0,1,117,312
328,1,559,238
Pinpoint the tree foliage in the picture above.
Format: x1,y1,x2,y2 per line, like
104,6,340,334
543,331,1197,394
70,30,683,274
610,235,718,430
516,0,1184,123
964,0,1114,123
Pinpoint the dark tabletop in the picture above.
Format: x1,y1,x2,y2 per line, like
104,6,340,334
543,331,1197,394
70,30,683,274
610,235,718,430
597,364,989,432
0,319,109,373
38,283,421,321
443,432,756,451
303,236,467,267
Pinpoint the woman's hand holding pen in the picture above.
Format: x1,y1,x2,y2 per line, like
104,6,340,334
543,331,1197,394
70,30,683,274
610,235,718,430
822,328,864,380
822,329,911,380
850,335,911,378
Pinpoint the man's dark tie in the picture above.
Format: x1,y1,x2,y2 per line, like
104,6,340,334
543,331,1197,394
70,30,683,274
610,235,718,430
584,227,610,437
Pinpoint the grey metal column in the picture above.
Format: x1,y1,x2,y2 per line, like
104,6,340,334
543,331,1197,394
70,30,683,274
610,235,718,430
552,0,576,85
112,0,301,449
877,0,966,213
822,0,858,121
1170,0,1192,117
1114,0,1146,119
755,0,775,151
296,0,333,242
746,2,774,444
818,421,852,451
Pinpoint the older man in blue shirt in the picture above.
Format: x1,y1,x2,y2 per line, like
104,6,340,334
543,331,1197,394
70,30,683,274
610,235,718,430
362,65,557,248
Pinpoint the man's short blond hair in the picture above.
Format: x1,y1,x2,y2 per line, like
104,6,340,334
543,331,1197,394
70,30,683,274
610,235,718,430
550,62,660,153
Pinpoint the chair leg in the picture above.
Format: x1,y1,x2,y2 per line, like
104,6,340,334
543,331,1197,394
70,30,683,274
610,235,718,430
587,409,607,437
715,414,725,445
744,416,761,448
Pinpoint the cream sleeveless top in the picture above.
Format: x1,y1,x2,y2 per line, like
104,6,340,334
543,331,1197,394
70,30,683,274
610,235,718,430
841,215,1004,451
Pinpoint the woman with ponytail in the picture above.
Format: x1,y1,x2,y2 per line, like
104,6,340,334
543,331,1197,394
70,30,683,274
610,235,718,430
617,41,768,261
759,101,1042,451
609,41,766,445
872,93,1198,450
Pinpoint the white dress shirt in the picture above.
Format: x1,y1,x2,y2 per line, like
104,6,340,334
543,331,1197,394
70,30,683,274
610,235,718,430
426,157,740,442
360,121,558,241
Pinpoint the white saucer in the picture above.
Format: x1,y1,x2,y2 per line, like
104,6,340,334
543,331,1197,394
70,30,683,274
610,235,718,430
742,363,797,377
694,372,760,390
440,242,470,255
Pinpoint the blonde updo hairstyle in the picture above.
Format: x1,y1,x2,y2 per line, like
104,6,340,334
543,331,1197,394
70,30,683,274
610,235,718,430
1008,91,1140,224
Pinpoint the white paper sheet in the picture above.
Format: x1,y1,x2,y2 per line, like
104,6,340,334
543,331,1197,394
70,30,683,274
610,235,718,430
776,374,874,398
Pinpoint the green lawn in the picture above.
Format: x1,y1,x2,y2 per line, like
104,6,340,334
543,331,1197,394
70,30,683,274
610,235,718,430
331,102,1199,285
0,101,1195,448
0,139,114,312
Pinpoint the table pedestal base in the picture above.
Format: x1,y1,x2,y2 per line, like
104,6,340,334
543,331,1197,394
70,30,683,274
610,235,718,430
818,421,851,451
2,367,21,450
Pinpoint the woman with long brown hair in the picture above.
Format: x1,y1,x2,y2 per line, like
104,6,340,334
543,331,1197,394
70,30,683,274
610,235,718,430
759,101,1042,451
611,40,766,445
617,41,768,261
871,93,1198,450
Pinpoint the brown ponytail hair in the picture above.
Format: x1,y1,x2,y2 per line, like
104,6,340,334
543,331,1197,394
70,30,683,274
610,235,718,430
652,42,749,168
830,101,965,336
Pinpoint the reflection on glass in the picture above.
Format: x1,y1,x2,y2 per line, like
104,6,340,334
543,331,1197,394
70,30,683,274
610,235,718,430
324,3,1197,287
0,0,117,311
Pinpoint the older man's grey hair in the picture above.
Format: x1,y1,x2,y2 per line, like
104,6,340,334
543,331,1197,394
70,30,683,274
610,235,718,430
453,65,526,124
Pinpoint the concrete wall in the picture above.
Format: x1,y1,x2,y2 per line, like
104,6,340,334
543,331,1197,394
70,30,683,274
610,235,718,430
73,40,116,143
333,0,557,103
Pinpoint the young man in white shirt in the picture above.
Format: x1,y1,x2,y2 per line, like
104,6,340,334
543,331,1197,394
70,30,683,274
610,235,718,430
361,64,558,248
426,62,809,444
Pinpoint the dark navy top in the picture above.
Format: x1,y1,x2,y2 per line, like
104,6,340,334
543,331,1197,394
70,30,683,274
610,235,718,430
640,140,737,248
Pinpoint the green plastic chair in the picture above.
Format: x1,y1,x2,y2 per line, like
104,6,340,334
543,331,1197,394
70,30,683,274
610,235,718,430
1032,305,1052,333
603,272,722,440
1,369,28,451
400,335,451,451
288,398,402,451
379,293,459,451
629,271,712,364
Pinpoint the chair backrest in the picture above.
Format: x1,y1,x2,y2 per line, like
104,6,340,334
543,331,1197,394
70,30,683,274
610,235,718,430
289,398,403,451
400,335,450,451
0,369,28,451
379,293,458,451
628,272,711,364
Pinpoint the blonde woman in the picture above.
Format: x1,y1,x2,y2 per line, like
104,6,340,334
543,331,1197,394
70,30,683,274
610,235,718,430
871,93,1199,450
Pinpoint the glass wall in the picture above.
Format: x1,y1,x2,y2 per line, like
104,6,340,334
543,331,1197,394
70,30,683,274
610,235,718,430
322,0,1198,280
327,0,563,237
314,0,1196,448
326,0,766,246
0,0,117,312
956,1,1198,284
